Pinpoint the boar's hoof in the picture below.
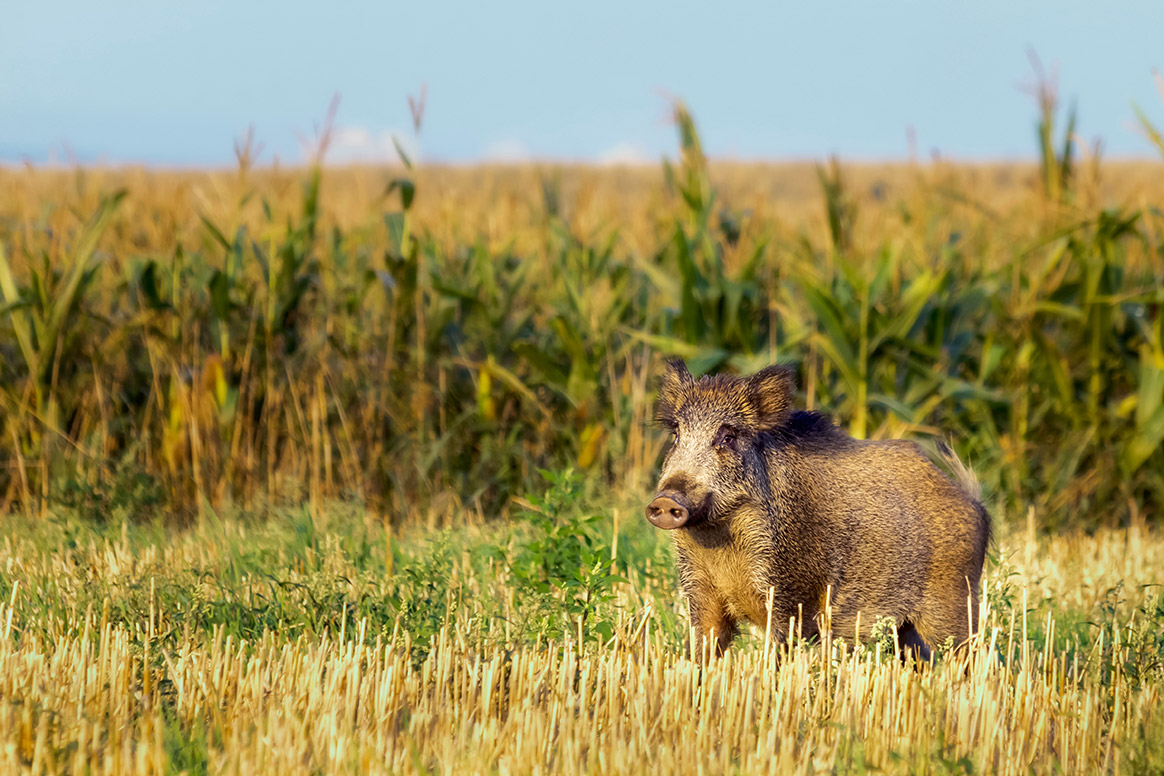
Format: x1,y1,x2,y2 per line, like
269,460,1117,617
646,493,691,529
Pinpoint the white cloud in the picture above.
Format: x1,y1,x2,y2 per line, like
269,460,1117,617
482,139,532,163
307,126,418,166
596,141,652,166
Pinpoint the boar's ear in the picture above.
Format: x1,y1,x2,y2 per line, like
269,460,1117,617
656,359,694,425
746,364,796,431
663,359,693,385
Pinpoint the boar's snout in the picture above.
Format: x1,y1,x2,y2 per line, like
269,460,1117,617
646,492,691,530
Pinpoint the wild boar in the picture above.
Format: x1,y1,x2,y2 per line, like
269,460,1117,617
645,360,990,659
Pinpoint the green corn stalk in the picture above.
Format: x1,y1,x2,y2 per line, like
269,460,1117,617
648,104,768,363
0,191,124,422
1082,210,1138,428
665,101,712,231
1133,104,1164,159
1121,344,1164,478
201,214,249,363
1120,79,1164,479
800,243,944,439
1121,299,1164,477
817,157,857,255
1030,58,1076,205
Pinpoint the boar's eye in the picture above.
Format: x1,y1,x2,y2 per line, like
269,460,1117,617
714,426,737,450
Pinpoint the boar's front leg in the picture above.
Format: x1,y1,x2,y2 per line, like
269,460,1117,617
685,585,737,659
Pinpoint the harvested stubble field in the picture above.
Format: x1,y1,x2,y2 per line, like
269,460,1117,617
0,504,1162,775
2,100,1164,773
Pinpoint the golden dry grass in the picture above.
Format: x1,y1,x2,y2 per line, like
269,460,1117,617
0,512,1161,775
4,160,1164,253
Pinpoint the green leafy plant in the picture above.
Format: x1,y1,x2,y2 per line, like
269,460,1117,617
392,532,458,661
503,469,624,644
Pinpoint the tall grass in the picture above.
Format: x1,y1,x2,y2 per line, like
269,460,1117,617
1,85,1163,531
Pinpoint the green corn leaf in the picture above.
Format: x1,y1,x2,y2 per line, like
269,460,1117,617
200,215,232,252
250,238,270,282
0,298,32,317
634,254,680,300
483,355,548,416
0,241,38,375
137,261,171,310
387,178,416,211
551,315,589,366
38,190,124,385
801,282,858,383
1135,347,1164,428
1033,301,1086,322
623,330,728,372
431,279,478,302
735,237,769,284
1118,344,1164,476
209,270,233,321
385,213,406,257
671,227,705,341
1121,403,1164,477
391,136,413,170
512,342,569,391
871,269,941,352
810,332,861,398
1133,103,1164,159
1032,331,1076,413
301,166,321,239
868,393,918,422
1059,103,1077,196
682,348,732,377
867,244,897,303
1050,425,1097,492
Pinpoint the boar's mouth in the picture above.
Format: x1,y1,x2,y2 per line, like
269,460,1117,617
644,489,711,530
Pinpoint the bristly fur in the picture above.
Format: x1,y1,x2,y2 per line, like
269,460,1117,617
649,358,993,660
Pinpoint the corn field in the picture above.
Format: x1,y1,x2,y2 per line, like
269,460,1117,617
1,95,1162,530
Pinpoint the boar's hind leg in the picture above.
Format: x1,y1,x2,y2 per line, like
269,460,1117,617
915,584,977,653
897,621,933,664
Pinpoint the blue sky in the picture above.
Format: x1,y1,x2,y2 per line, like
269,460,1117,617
3,1,1163,166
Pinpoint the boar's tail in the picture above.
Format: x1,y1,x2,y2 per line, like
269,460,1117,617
935,439,991,556
936,439,993,561
935,439,982,502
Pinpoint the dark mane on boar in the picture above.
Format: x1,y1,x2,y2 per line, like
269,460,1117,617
646,359,992,661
